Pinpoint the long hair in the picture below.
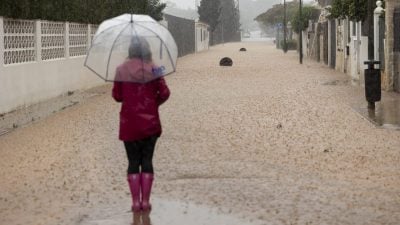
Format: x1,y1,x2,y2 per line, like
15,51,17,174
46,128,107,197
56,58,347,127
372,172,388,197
128,36,152,62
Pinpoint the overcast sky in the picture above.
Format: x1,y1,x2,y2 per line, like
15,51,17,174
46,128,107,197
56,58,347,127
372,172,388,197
162,0,316,10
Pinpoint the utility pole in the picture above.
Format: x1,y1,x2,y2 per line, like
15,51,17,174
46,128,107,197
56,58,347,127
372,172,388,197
299,0,303,64
283,0,288,53
222,22,224,44
237,0,241,40
367,0,375,60
355,0,361,75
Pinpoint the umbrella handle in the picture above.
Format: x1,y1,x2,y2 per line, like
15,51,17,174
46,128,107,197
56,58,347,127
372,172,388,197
152,66,165,77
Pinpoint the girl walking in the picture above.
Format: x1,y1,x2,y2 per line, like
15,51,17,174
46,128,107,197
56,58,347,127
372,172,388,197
112,37,170,212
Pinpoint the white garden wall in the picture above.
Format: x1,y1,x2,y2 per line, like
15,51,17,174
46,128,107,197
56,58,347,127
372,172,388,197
0,17,103,114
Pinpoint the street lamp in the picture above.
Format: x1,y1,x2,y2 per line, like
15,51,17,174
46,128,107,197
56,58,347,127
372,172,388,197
368,0,375,60
299,0,303,64
283,0,288,53
237,0,241,40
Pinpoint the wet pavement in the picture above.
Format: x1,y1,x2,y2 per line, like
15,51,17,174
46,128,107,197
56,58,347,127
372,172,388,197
1,41,399,225
82,199,262,225
322,78,400,130
354,99,400,130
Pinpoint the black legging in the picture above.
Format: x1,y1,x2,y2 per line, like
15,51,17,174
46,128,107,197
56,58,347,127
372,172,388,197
124,135,158,174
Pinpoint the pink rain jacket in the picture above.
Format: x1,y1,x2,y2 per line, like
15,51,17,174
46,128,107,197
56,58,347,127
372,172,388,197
112,59,170,141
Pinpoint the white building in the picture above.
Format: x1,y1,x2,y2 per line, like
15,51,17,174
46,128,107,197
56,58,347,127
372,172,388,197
195,21,209,52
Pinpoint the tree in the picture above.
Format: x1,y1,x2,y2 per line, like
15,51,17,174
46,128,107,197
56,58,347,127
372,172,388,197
255,2,319,33
0,0,166,23
329,0,350,20
0,0,41,19
291,5,320,32
198,0,222,44
144,0,166,21
255,2,299,28
328,0,368,22
218,0,241,43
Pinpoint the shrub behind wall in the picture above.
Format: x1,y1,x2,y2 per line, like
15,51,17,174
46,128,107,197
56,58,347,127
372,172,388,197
0,0,166,23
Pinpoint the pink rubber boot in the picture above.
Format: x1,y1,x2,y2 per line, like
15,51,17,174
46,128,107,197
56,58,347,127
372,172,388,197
140,173,154,211
127,174,141,212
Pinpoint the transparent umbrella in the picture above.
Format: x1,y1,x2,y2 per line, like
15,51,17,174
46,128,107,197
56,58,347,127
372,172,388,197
85,14,178,83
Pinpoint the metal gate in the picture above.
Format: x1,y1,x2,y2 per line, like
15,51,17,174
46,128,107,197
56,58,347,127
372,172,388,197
323,22,328,64
394,8,400,92
330,20,336,68
394,8,400,52
379,17,385,69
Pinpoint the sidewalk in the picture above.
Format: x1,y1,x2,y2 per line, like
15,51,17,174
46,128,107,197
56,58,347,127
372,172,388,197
0,41,399,225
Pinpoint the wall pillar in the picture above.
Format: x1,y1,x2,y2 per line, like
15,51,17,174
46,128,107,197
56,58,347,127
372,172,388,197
65,22,70,58
374,1,384,63
87,24,91,49
0,17,4,67
343,19,349,72
35,20,42,62
328,19,331,67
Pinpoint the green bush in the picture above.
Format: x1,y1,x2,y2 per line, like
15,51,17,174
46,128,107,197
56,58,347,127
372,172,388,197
279,39,297,51
286,40,297,50
0,0,166,23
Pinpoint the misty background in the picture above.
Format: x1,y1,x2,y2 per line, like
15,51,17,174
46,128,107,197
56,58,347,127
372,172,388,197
162,0,316,32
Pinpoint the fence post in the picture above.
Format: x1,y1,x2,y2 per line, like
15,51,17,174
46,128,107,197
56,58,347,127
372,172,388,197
65,22,70,58
0,17,4,67
87,24,91,49
35,20,42,62
374,0,384,65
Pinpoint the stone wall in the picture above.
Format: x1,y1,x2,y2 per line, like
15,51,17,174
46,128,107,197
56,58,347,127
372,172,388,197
383,0,400,92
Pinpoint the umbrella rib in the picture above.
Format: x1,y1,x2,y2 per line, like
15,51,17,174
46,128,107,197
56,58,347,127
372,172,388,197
91,23,128,45
105,23,131,81
134,23,177,72
85,64,107,81
131,24,146,83
93,17,156,43
84,23,126,77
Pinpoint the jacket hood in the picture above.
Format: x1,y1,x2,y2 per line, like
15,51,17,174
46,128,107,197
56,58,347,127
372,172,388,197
117,58,154,83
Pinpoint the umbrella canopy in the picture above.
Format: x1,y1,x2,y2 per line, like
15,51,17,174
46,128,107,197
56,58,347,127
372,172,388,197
85,14,178,83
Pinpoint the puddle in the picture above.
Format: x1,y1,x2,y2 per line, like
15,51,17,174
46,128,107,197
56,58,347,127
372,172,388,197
354,99,400,130
80,198,262,225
